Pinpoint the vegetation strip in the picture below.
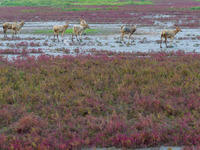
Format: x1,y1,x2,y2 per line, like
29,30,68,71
0,52,199,149
0,0,154,6
33,29,99,34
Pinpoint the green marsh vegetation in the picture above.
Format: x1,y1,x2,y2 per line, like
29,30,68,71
190,6,200,10
0,0,154,6
33,29,99,34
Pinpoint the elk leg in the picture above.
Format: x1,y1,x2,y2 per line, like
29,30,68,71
80,33,82,41
128,34,131,43
62,32,64,41
75,31,79,41
4,28,7,38
18,30,21,38
170,37,173,47
120,34,122,42
83,29,86,35
15,29,17,38
57,32,59,42
12,29,14,38
54,31,56,41
165,37,168,48
121,33,125,43
160,35,163,48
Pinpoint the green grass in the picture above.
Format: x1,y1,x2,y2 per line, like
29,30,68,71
72,0,154,6
190,6,200,10
21,9,37,12
20,7,118,13
33,29,100,34
0,0,154,6
60,7,118,11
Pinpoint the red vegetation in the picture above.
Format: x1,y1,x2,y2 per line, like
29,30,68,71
0,51,199,149
13,114,46,134
0,0,200,27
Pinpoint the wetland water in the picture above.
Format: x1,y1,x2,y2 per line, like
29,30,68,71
0,22,200,59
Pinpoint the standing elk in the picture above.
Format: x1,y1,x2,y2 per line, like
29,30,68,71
3,21,17,38
72,24,90,41
160,27,182,48
12,20,25,38
53,22,69,42
120,25,137,43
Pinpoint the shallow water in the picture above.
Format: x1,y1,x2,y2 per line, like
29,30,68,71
0,23,200,59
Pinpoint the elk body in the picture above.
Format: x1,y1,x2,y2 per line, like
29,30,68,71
12,20,25,38
72,24,90,41
160,27,182,48
53,22,69,41
120,25,137,43
3,21,17,38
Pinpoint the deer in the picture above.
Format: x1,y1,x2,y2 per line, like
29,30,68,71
12,20,25,38
120,25,137,43
72,24,90,42
160,27,182,48
3,21,17,38
53,22,69,42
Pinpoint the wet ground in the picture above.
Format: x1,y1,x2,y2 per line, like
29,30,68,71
0,22,200,59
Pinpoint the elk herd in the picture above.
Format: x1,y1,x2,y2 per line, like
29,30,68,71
1,19,182,48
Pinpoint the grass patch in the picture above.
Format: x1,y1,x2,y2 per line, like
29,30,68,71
60,7,118,11
190,6,200,10
33,29,100,34
0,0,153,6
72,0,154,6
21,9,37,12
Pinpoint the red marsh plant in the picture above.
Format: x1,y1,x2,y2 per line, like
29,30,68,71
0,51,199,149
1,37,44,41
0,0,200,27
11,113,46,134
0,48,43,55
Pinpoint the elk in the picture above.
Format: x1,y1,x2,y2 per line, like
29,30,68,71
3,21,17,38
120,25,137,43
72,24,90,41
53,22,69,42
12,20,25,38
160,27,182,48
